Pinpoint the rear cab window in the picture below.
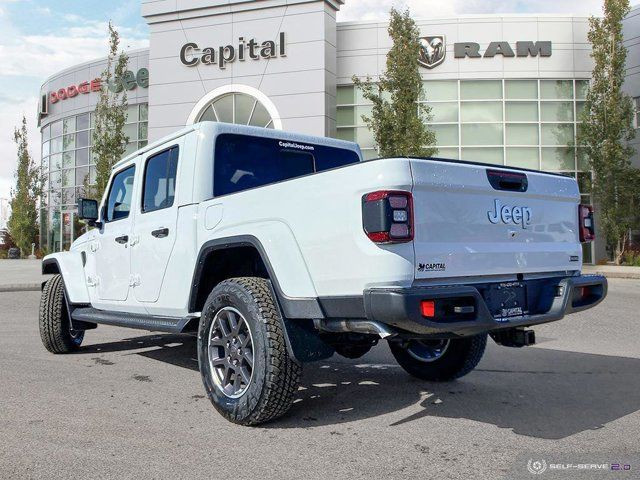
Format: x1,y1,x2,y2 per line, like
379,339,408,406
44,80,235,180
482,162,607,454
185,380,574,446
213,134,360,197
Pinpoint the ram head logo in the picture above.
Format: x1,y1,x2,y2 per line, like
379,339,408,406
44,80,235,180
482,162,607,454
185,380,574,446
419,35,446,69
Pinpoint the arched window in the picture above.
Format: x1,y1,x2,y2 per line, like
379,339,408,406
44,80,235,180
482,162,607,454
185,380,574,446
187,85,281,129
197,92,274,128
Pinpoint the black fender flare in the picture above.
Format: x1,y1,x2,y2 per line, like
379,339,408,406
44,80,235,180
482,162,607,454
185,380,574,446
189,235,333,362
42,257,61,276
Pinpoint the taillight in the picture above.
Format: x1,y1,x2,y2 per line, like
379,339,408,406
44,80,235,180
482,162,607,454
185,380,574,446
362,190,413,243
579,204,595,242
420,300,435,318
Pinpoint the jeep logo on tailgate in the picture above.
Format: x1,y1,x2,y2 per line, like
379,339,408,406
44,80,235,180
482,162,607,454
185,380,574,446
488,199,532,229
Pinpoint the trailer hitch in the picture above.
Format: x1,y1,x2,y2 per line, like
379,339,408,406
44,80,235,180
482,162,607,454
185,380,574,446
490,327,536,348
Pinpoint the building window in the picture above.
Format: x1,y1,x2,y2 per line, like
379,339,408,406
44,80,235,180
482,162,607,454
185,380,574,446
336,79,595,262
336,78,588,171
40,103,149,251
197,93,274,128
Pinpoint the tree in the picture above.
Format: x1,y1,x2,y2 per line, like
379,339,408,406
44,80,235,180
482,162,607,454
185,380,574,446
352,8,436,158
8,116,42,255
578,0,640,264
89,21,130,202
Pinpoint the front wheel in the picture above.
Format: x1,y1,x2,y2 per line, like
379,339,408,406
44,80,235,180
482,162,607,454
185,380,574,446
389,334,487,381
197,277,301,425
39,274,84,353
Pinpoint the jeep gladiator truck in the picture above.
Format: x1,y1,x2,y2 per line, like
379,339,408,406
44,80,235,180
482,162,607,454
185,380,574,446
39,122,607,425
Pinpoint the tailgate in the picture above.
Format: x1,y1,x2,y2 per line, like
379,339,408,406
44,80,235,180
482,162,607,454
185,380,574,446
410,159,582,280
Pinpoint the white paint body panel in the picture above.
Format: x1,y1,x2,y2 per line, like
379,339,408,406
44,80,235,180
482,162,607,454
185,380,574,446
42,250,91,304
410,160,581,280
57,122,583,319
131,136,185,303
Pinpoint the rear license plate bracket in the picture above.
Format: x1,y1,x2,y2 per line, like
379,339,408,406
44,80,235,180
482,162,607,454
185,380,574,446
484,282,528,320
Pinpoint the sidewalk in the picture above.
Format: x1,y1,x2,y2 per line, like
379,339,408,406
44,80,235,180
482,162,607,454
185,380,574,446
0,259,638,293
582,264,640,280
0,259,47,292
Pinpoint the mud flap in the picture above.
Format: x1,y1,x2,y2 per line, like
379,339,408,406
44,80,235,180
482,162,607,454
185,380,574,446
265,280,334,362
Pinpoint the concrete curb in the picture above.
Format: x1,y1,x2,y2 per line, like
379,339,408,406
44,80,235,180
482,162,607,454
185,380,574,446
582,271,640,280
0,284,42,293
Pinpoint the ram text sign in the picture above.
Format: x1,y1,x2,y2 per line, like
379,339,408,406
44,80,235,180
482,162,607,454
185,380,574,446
418,38,552,69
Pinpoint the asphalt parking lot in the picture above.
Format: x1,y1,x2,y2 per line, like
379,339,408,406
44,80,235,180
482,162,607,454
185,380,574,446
0,279,639,479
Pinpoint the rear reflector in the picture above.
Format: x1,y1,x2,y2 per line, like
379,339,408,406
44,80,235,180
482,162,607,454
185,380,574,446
421,300,435,318
366,232,390,243
362,190,413,244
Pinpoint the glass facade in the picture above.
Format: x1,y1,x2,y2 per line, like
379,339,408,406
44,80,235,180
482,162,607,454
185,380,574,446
40,103,149,252
336,79,593,262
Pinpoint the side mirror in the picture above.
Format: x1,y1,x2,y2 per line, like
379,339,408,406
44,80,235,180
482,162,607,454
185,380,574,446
77,198,100,227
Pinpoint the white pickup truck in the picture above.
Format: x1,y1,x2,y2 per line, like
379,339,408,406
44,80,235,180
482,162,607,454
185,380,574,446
39,122,606,425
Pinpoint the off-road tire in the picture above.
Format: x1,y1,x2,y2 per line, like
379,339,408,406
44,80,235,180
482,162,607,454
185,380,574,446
198,277,301,425
39,274,84,353
389,334,487,381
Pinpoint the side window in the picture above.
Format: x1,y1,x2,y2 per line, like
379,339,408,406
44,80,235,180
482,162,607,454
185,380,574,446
106,166,135,222
142,146,179,213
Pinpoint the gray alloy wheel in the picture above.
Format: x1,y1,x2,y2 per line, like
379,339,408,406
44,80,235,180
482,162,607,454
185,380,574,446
406,339,450,363
197,277,301,425
207,306,255,399
389,334,487,382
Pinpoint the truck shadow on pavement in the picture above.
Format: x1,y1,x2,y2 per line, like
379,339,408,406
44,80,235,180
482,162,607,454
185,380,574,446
78,334,640,440
276,347,640,440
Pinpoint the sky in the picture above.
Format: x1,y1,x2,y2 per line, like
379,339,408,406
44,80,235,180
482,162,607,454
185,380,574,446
0,0,612,201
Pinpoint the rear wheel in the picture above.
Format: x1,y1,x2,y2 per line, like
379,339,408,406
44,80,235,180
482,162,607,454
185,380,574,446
389,334,487,381
39,274,84,353
198,277,301,425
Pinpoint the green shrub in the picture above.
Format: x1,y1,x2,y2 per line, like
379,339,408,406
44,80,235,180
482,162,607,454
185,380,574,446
622,250,640,266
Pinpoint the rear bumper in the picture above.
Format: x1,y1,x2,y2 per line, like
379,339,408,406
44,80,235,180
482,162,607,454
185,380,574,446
363,274,607,337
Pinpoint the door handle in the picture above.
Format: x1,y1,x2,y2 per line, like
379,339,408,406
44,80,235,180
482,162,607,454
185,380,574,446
151,227,169,238
115,235,129,244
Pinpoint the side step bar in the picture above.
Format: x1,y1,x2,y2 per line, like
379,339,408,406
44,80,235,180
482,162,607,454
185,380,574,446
71,307,198,333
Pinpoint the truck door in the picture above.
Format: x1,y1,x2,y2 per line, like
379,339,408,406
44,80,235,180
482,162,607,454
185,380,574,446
95,164,136,302
130,143,181,303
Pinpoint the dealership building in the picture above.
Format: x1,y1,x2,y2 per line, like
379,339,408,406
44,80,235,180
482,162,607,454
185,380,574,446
38,0,640,262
